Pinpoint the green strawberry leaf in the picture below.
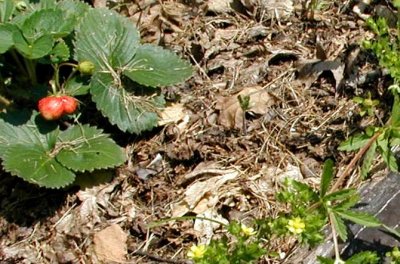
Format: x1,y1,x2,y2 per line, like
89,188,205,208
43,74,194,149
90,72,163,134
2,144,75,188
21,8,75,41
50,40,70,63
124,44,193,87
13,28,53,59
74,8,139,70
0,0,15,23
0,111,57,156
55,124,126,172
64,75,90,96
0,24,13,54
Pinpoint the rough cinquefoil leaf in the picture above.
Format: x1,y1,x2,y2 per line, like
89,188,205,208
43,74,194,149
124,44,193,87
56,124,126,172
2,144,75,188
74,8,139,70
90,72,161,134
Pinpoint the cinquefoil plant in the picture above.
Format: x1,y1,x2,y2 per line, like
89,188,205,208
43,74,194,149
0,0,192,188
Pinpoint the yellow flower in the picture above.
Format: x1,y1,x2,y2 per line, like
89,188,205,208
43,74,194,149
287,217,306,234
187,244,207,259
241,224,257,236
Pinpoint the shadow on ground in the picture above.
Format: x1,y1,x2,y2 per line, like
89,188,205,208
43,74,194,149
0,172,71,226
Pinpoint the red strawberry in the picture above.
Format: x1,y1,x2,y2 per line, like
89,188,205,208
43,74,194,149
61,96,78,115
38,96,64,120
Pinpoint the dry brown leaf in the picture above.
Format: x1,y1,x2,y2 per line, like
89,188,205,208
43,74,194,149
216,86,276,129
158,103,186,126
171,168,239,217
94,224,128,263
207,0,233,13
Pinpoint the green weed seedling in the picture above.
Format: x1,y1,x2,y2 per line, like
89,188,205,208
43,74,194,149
0,0,192,188
352,92,380,117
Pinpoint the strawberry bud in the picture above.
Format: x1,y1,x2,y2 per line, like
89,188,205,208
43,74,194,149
77,61,95,75
38,96,64,120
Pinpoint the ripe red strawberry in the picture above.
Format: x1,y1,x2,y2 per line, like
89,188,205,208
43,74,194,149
61,95,78,114
38,96,64,120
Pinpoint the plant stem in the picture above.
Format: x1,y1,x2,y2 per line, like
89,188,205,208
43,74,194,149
24,59,37,85
328,211,343,264
9,49,28,76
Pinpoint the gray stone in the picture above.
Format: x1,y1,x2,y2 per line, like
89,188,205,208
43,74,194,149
285,172,400,263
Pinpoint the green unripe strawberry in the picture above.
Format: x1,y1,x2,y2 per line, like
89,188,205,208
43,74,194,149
77,61,95,75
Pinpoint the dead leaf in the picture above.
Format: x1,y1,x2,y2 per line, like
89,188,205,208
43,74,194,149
296,59,345,90
194,210,229,244
77,183,118,223
94,224,128,263
171,168,239,217
216,86,276,129
207,0,233,13
158,103,187,126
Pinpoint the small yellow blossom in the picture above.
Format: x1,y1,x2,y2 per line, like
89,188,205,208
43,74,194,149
187,244,207,259
287,217,306,234
241,224,257,236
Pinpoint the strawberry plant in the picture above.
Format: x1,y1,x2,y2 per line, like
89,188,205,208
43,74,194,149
0,0,192,188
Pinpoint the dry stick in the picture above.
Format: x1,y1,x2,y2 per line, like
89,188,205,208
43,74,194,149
133,250,188,264
330,131,382,193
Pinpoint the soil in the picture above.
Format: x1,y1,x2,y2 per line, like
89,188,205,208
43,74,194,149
0,0,396,263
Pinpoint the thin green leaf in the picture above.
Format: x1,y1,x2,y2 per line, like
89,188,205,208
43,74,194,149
324,188,358,203
333,194,360,211
391,92,400,127
360,141,377,179
338,134,371,152
124,44,193,87
377,135,398,171
345,251,379,264
334,209,381,227
330,212,347,241
316,256,334,264
320,159,334,197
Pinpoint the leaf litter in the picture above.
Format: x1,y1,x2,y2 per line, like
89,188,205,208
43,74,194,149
0,1,395,263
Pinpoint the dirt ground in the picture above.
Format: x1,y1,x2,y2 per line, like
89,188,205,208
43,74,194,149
0,0,395,263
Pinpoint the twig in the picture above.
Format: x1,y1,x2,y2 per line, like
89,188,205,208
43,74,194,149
330,131,381,193
133,250,189,264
